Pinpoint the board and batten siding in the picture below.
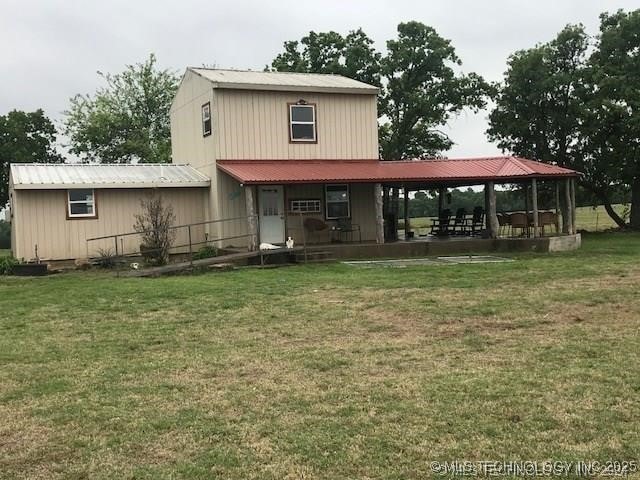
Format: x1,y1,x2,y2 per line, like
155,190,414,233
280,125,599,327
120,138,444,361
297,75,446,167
284,183,377,244
12,188,208,261
214,89,378,160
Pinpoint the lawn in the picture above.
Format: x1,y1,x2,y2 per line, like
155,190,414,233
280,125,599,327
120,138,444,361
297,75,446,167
0,249,10,257
1,233,640,479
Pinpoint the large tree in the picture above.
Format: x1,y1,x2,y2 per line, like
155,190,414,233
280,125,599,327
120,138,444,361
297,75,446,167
64,54,179,164
585,10,640,228
269,22,490,160
0,109,63,207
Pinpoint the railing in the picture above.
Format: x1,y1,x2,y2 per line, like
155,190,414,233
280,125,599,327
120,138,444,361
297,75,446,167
86,212,310,266
85,215,258,265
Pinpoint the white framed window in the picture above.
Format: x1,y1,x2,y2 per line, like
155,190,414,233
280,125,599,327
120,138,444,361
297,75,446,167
325,184,350,219
289,103,316,142
202,102,211,137
290,199,321,214
67,189,96,218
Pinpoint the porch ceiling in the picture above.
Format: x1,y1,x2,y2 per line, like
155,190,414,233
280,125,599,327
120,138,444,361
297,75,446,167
217,157,579,186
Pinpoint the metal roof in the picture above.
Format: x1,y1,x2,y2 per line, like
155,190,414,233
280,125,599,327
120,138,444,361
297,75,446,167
217,157,579,185
10,163,211,190
189,68,379,95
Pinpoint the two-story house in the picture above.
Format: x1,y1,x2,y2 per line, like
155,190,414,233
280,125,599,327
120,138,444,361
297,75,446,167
7,68,579,262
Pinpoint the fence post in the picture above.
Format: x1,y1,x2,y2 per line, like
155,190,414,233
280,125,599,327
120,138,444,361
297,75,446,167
114,235,119,257
188,225,193,266
299,212,307,263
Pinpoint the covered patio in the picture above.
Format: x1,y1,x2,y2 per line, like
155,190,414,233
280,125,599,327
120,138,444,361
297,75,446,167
217,156,580,254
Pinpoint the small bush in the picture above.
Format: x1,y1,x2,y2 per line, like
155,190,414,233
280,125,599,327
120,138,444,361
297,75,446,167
0,220,10,249
192,245,218,260
0,256,19,275
94,248,118,269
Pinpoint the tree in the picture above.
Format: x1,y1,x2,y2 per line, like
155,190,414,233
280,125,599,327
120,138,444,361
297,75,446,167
64,54,179,164
270,22,490,159
0,109,63,207
133,192,176,265
585,9,640,229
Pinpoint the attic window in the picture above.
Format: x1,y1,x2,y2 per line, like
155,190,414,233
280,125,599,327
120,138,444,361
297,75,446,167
67,189,96,218
202,102,211,137
289,104,316,142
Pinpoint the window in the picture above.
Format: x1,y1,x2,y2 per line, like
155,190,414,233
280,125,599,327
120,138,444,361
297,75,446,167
202,102,211,137
67,189,96,218
289,103,316,142
325,185,350,219
290,199,321,214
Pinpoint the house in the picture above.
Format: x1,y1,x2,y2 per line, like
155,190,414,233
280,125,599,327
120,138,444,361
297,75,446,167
7,68,580,262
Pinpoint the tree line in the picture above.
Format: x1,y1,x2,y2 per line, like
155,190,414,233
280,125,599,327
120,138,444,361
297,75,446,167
1,10,639,228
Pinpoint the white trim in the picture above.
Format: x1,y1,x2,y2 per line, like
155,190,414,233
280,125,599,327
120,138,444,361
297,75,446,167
67,189,96,218
289,104,316,142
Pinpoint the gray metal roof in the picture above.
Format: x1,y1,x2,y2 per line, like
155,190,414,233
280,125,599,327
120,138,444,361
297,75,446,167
189,68,379,95
10,163,210,190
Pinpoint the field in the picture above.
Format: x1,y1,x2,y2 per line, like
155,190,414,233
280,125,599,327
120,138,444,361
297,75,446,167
408,204,628,232
0,249,10,257
1,232,640,479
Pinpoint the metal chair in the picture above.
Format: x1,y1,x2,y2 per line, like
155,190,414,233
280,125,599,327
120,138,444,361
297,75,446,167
451,208,467,236
430,209,452,236
333,217,361,243
465,206,485,236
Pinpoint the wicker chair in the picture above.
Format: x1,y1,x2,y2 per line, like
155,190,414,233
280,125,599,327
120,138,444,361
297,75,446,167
303,217,330,242
538,211,559,236
508,212,528,237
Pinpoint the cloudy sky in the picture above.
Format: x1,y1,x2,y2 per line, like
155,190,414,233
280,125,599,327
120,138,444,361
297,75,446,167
1,0,638,158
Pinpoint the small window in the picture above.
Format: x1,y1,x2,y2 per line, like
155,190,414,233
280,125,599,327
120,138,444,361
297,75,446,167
67,189,96,218
325,185,350,219
289,104,316,142
290,199,321,214
202,102,211,137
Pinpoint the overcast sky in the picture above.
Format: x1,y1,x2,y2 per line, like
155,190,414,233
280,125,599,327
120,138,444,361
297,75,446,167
1,0,638,159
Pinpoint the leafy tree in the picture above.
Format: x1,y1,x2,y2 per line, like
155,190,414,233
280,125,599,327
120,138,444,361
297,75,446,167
0,109,63,207
584,10,640,228
485,25,622,229
270,22,490,159
64,54,178,164
270,29,381,87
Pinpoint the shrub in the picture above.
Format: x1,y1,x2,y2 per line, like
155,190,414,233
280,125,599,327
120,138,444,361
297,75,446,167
94,248,118,269
133,193,176,266
0,220,10,249
0,256,19,275
192,245,218,260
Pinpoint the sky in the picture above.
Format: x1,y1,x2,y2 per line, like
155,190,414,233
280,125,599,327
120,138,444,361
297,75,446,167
1,0,639,159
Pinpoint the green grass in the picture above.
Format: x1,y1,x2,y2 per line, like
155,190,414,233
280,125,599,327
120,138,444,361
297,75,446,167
1,233,640,479
408,204,628,232
0,249,10,257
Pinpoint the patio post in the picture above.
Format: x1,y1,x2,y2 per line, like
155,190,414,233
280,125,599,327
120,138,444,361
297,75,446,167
438,187,445,215
570,177,577,234
531,178,539,237
403,185,411,240
524,183,531,237
245,185,258,251
374,183,385,244
564,178,573,236
485,181,499,239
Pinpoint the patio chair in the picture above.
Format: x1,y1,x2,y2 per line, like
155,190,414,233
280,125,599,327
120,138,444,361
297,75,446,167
465,206,485,236
451,207,467,236
497,212,510,237
430,209,452,236
508,212,528,237
333,217,362,243
303,217,330,243
538,211,558,236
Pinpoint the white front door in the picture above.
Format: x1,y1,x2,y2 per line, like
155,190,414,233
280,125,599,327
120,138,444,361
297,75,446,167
258,185,285,244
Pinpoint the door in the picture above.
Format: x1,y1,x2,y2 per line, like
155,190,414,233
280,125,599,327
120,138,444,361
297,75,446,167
258,185,285,244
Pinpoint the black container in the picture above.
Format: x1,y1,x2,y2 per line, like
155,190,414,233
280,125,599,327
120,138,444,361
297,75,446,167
12,263,48,276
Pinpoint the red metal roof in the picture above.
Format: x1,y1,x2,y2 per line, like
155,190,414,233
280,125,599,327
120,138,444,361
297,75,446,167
217,157,579,185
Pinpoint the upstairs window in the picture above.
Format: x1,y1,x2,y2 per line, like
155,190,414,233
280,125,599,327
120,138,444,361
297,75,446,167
325,184,350,219
202,102,212,137
289,103,316,142
67,189,96,218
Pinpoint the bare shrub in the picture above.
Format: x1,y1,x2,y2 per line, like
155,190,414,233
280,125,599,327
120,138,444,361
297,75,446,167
134,193,176,265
